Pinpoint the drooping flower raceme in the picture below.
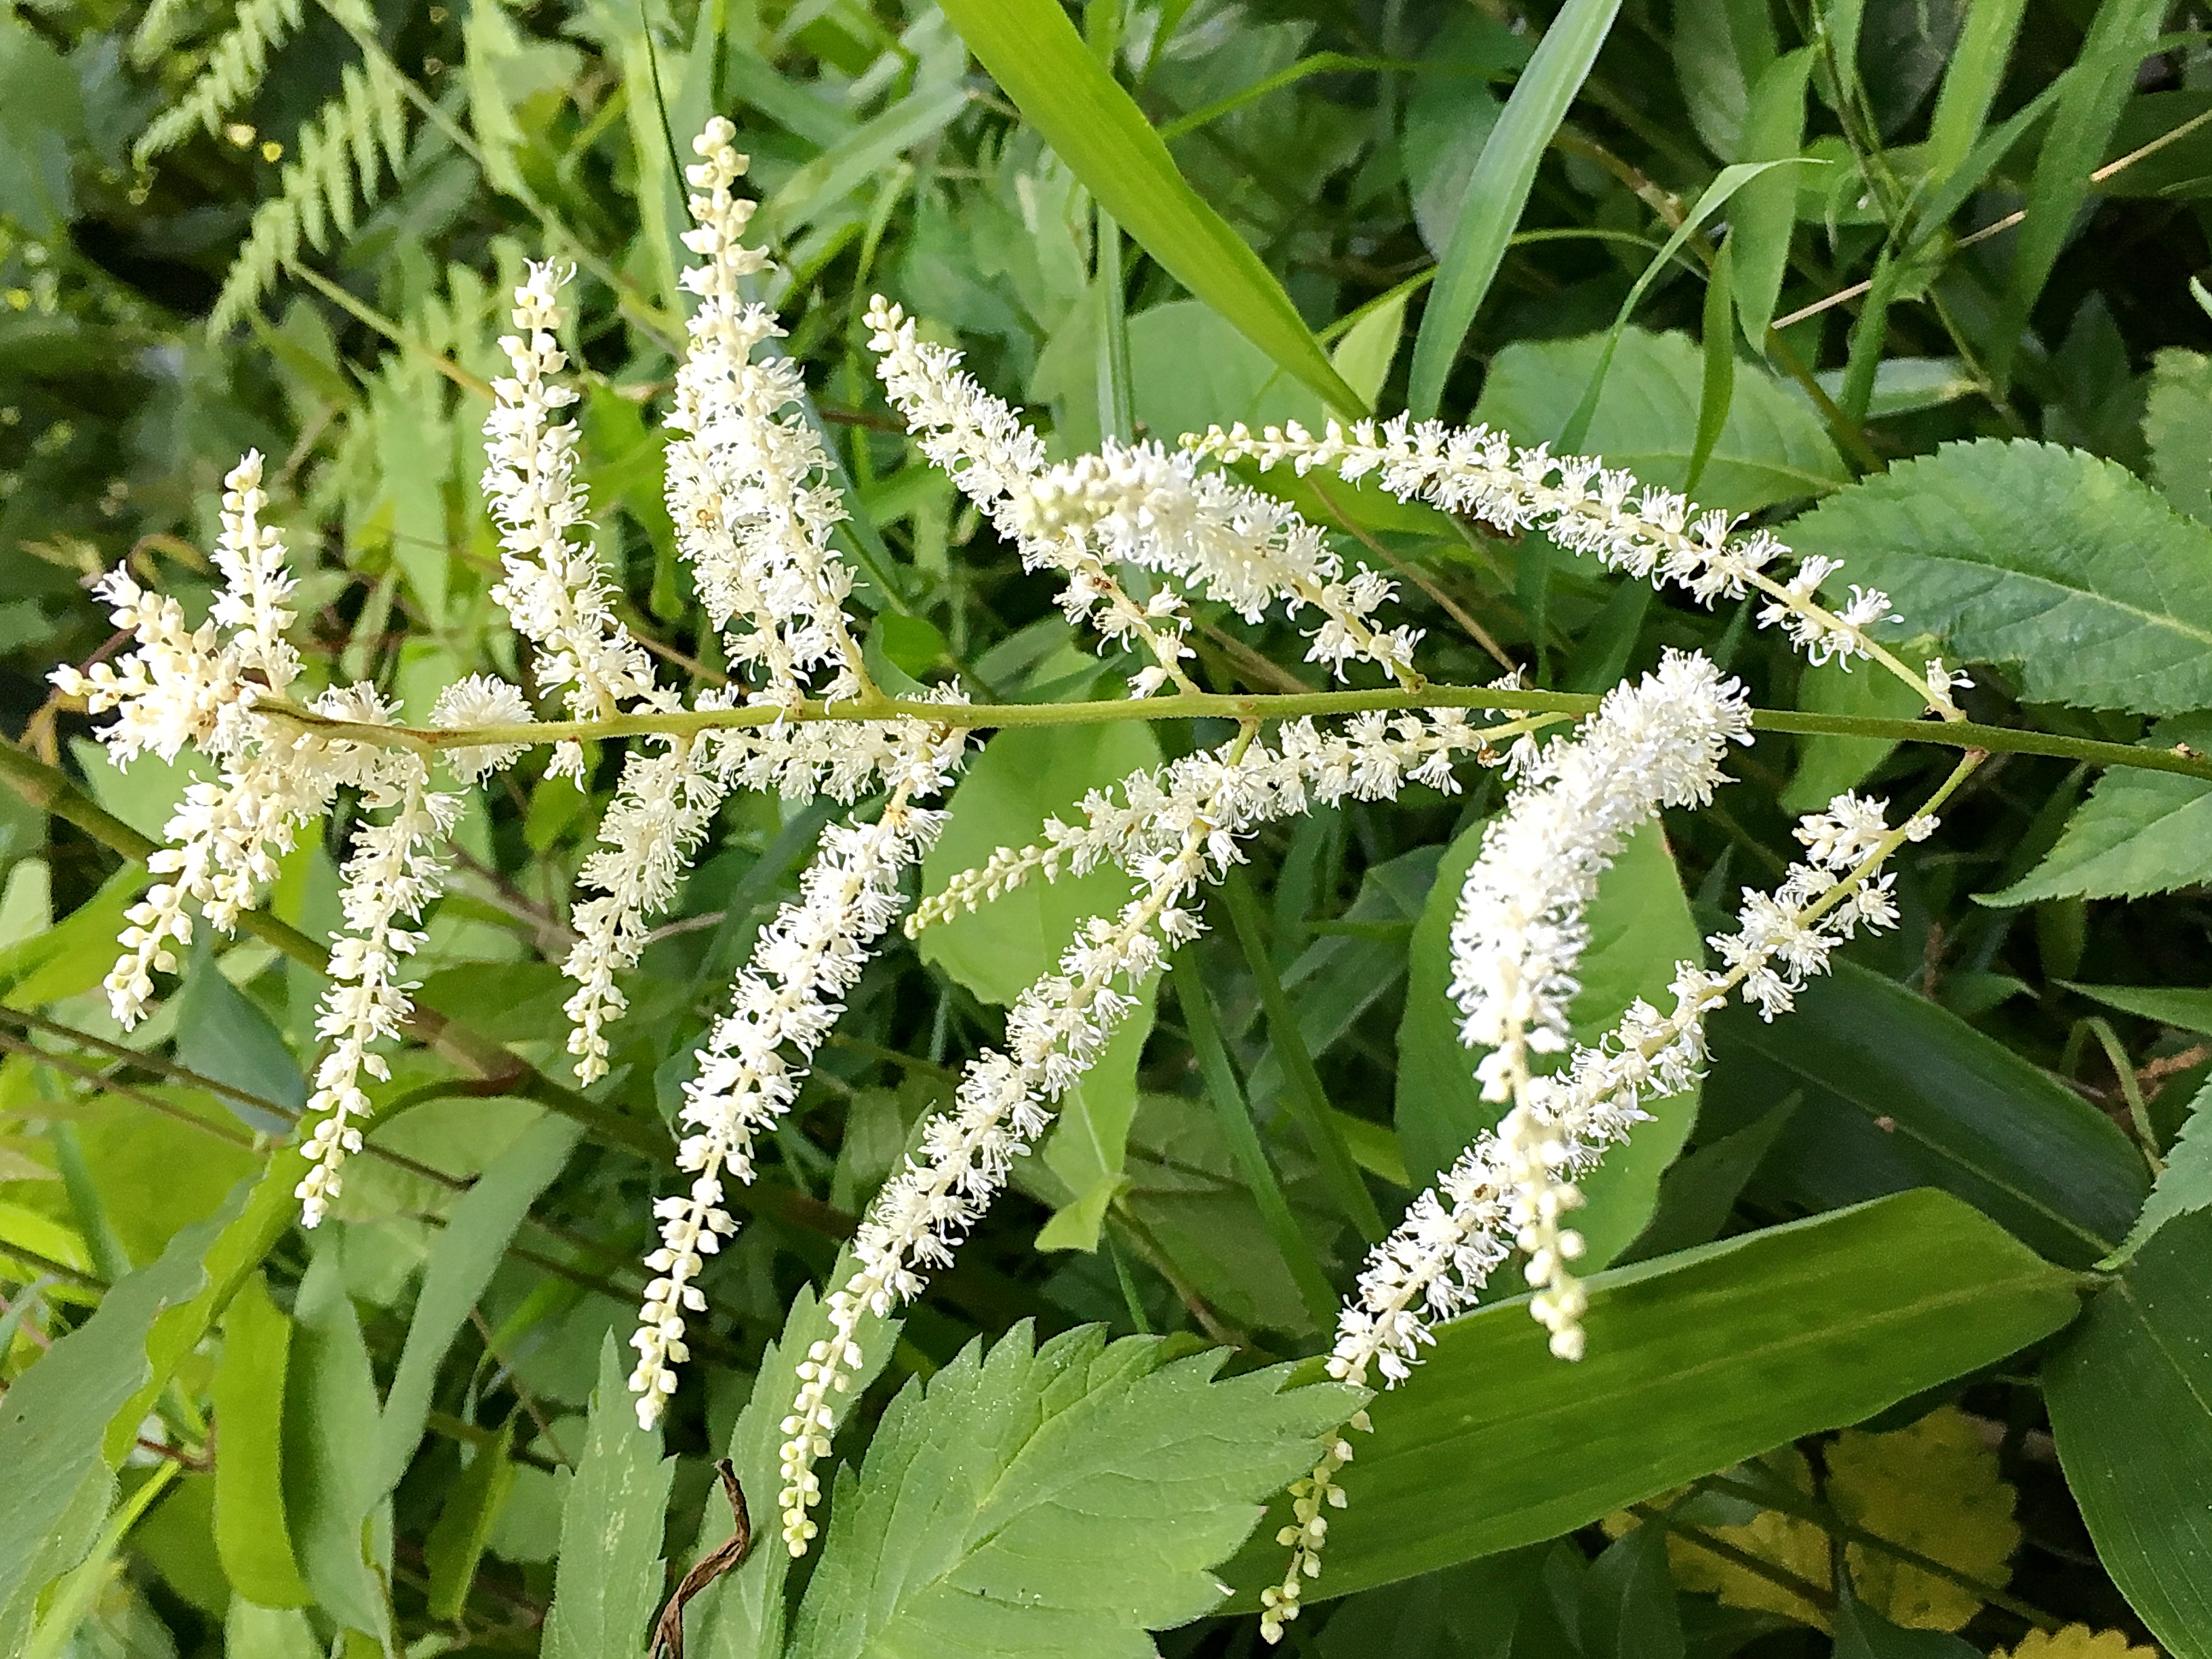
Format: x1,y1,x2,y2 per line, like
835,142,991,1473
773,706,1514,1554
865,296,1200,696
1257,789,1937,1641
1191,416,1965,716
1449,649,1751,1104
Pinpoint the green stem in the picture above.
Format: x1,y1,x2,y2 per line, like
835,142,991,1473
1217,865,1385,1242
249,688,2212,785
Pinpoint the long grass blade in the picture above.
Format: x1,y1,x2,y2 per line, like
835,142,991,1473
1406,0,1621,419
938,0,1365,414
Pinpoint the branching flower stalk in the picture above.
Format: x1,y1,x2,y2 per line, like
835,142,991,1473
1255,764,1971,1642
49,111,2015,1595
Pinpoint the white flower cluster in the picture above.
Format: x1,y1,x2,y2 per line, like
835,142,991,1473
483,260,670,785
1019,439,1425,685
1260,790,1933,1641
1450,649,1750,1102
667,121,868,705
631,784,955,1424
909,705,1499,935
1191,417,1964,715
774,706,1512,1553
866,296,1198,696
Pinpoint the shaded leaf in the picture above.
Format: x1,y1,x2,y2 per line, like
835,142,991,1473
2146,348,2212,525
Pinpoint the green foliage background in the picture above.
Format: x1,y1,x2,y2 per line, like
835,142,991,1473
2,0,2211,1654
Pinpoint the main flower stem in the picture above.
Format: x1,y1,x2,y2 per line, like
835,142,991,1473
256,688,2212,784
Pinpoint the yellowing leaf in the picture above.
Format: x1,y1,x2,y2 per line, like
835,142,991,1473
1624,1408,2020,1633
1997,1626,2160,1659
1828,1406,2021,1631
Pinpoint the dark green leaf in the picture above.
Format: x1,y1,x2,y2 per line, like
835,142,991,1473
1215,1191,2079,1606
1790,439,2212,717
2047,1207,2212,1657
423,1417,517,1622
173,958,305,1127
1714,960,2149,1267
1834,1597,1980,1659
1581,1525,1684,1659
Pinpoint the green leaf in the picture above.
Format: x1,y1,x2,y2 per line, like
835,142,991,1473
1711,960,2149,1268
281,1240,389,1641
1315,1548,1547,1658
1834,1598,1981,1659
1126,300,1322,445
1408,0,1621,418
2147,348,2212,525
787,1325,1361,1659
1984,767,2212,905
423,1417,517,1622
2066,980,2212,1037
1581,1524,1684,1659
690,1256,899,1659
934,0,1363,414
1401,21,1509,260
2047,1207,2212,1658
1397,821,1703,1272
173,957,305,1128
920,723,1162,1250
0,1203,227,1637
2112,1075,2212,1262
543,1336,675,1659
1921,0,2027,186
1474,328,1844,515
1782,654,1930,816
368,1115,581,1499
0,867,140,1011
1792,438,2212,716
212,1273,314,1608
222,1602,323,1659
1214,1191,2080,1606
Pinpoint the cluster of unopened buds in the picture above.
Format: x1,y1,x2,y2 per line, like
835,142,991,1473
51,110,1970,1635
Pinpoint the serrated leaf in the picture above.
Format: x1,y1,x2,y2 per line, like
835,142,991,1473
1996,1626,2160,1659
1396,821,1702,1271
2047,1207,2212,1658
1789,439,2212,717
2146,348,2212,524
689,1256,899,1659
1986,768,2212,904
1473,327,1844,515
2111,1078,2212,1262
788,1325,1360,1659
542,1336,674,1659
1214,1192,2078,1607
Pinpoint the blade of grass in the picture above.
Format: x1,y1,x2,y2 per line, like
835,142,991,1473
1169,955,1340,1333
1218,866,1385,1243
1731,47,1813,346
1922,0,2027,185
1557,159,1793,454
1990,0,2166,391
1688,233,1736,498
1097,209,1137,444
936,0,1365,414
1406,0,1622,419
